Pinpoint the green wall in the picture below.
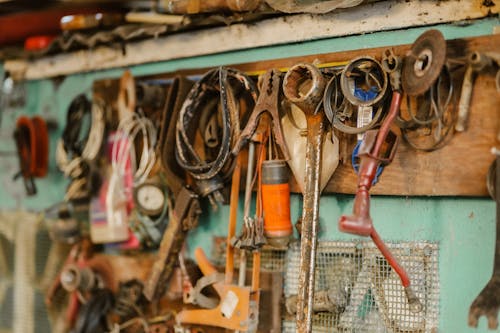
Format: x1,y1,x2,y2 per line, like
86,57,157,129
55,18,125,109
1,17,499,332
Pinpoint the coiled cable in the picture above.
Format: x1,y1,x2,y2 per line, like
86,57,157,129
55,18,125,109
56,95,106,201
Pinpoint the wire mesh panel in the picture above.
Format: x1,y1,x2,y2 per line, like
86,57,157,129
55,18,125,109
0,211,56,333
0,233,15,332
283,240,439,333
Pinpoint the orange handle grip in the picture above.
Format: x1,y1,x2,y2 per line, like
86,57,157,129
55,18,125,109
262,183,293,237
194,247,218,277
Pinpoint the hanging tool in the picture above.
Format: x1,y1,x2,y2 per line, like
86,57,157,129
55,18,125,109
338,48,415,311
144,76,202,302
323,70,386,135
335,56,389,184
175,67,258,210
232,68,290,160
176,156,260,332
281,102,339,193
455,52,498,132
469,152,500,330
261,159,293,247
232,137,267,252
13,115,49,195
402,30,446,97
339,30,446,313
45,239,114,331
282,63,326,333
232,68,290,249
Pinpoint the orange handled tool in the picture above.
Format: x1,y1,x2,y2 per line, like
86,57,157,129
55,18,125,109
261,159,292,247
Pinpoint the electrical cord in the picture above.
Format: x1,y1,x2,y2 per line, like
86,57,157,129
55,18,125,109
111,111,157,186
56,97,106,176
72,288,114,333
107,111,158,243
56,95,106,201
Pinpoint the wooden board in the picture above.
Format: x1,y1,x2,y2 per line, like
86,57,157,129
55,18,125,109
6,0,498,80
95,34,500,197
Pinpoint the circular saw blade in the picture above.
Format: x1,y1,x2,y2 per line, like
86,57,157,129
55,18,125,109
402,30,446,96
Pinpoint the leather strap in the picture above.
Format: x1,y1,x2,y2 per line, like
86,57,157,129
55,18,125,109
158,76,194,197
175,67,257,196
144,76,202,301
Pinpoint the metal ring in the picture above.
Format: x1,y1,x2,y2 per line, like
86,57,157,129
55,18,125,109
323,72,385,135
340,56,388,107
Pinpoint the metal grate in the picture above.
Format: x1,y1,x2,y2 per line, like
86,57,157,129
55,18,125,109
283,240,439,333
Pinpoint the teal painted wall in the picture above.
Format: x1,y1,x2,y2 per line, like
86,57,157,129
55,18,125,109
1,17,499,332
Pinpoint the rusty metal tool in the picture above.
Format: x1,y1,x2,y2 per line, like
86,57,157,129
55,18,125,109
233,69,286,251
340,31,446,312
176,248,258,331
455,52,493,132
143,187,200,301
176,156,260,332
469,153,500,330
338,71,421,311
402,29,446,97
144,76,202,302
45,239,114,329
282,63,326,333
233,68,290,160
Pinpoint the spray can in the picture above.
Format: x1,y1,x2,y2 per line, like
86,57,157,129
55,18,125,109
261,160,292,247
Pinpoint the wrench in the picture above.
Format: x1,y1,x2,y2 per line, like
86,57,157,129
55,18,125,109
468,154,500,329
283,63,326,333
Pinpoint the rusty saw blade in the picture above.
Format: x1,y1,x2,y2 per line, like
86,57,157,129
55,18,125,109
402,29,446,96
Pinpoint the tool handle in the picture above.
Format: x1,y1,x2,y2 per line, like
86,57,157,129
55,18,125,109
338,189,373,236
372,91,401,156
225,155,241,283
456,65,474,132
296,115,324,333
494,154,500,275
195,247,218,277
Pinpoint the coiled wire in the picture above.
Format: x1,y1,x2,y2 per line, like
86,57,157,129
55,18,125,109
397,64,455,151
56,96,106,201
111,111,157,186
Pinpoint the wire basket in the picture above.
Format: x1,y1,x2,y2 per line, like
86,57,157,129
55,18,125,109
283,240,439,333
